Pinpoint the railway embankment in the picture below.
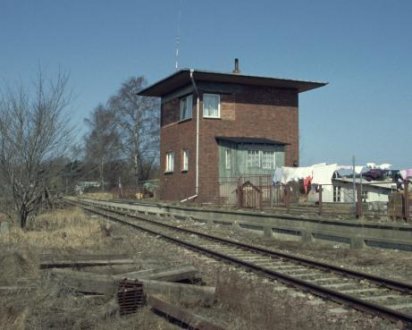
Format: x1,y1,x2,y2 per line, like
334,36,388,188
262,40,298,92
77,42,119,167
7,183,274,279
71,197,412,251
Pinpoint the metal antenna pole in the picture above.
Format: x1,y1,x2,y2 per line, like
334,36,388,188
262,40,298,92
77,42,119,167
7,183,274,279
175,0,183,70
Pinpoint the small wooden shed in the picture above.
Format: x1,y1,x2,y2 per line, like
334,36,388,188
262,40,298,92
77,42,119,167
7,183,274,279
238,181,262,209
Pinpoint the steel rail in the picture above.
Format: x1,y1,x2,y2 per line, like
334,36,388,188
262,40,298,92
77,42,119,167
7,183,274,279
82,199,412,294
69,200,412,326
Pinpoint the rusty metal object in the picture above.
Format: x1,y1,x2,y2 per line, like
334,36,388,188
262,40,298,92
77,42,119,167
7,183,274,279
117,279,145,315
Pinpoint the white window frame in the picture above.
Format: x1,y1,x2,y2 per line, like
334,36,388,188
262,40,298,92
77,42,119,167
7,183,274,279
203,93,220,118
333,186,341,202
361,190,368,202
246,149,276,169
247,150,260,168
165,152,175,173
182,150,189,172
225,149,231,170
179,94,193,121
261,151,276,169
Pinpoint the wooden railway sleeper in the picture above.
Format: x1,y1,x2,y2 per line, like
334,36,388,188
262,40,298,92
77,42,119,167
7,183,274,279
71,200,412,327
363,294,409,302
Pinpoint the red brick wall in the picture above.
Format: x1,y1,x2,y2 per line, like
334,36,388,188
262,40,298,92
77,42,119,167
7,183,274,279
159,84,299,202
159,97,197,201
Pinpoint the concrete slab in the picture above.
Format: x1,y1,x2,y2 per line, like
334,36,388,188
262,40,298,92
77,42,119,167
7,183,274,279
322,283,354,289
310,277,343,283
362,294,400,301
328,307,348,314
385,302,412,310
307,299,324,306
340,288,383,294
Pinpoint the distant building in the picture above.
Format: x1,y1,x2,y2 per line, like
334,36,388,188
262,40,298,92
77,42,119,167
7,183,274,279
75,181,101,194
332,178,397,203
139,61,326,202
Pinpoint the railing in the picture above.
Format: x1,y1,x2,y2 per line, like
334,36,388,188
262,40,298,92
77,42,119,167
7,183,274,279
104,175,409,222
207,175,409,221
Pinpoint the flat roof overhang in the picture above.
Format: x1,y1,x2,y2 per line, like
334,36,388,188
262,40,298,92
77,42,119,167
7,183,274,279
138,69,328,97
216,136,289,145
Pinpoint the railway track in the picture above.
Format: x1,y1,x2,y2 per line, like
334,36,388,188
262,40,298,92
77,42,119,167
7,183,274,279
69,198,412,328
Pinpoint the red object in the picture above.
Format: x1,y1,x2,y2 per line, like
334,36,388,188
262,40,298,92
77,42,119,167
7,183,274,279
303,176,312,194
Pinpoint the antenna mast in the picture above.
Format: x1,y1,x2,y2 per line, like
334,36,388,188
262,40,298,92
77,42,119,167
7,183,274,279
175,0,183,70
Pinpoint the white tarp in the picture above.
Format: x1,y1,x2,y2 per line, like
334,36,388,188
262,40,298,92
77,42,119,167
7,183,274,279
312,164,338,185
272,163,387,185
400,169,412,180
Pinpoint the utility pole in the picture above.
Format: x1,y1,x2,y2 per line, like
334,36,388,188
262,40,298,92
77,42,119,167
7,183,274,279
352,155,356,214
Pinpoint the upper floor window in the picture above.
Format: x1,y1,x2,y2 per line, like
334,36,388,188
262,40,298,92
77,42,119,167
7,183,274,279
165,152,175,173
203,93,220,118
180,94,192,121
182,150,189,172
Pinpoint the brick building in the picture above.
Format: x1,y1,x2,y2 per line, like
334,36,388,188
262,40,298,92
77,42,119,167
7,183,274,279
139,63,326,202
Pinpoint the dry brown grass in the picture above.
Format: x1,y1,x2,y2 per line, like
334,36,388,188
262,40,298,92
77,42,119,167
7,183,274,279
0,286,177,330
0,208,106,252
0,206,402,329
214,269,396,330
0,305,29,330
0,207,179,330
0,249,39,285
215,270,318,330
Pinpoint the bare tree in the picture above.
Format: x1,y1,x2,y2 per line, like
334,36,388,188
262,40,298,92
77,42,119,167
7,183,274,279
84,105,121,190
108,77,159,188
0,72,72,228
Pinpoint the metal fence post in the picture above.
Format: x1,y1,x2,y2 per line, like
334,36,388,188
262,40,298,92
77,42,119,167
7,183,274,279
284,184,290,211
259,176,262,209
356,185,363,218
237,178,242,208
270,179,273,208
318,185,323,216
404,180,409,221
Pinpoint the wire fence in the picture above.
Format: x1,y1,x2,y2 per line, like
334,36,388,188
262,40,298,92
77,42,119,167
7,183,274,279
202,175,411,221
82,174,411,222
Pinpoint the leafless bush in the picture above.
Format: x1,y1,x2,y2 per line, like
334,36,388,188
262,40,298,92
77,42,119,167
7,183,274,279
100,223,113,237
0,207,179,329
0,70,72,229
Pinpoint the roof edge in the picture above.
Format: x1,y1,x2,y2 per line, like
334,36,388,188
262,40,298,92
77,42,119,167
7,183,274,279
139,69,327,97
216,136,290,145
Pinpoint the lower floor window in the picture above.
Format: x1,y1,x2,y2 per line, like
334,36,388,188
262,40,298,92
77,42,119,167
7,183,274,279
262,151,275,169
165,152,174,173
182,150,189,171
247,150,260,168
361,190,368,202
247,150,276,169
333,186,341,202
225,149,231,169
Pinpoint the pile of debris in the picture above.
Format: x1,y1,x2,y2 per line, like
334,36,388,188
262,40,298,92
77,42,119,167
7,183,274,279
40,254,223,329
